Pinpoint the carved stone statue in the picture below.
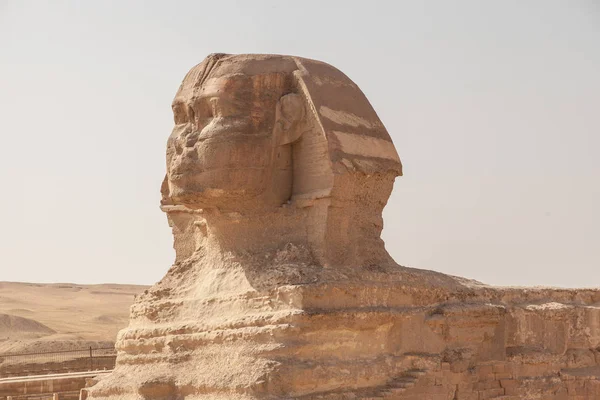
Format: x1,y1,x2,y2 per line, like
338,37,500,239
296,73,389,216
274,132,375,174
161,53,402,270
86,54,600,400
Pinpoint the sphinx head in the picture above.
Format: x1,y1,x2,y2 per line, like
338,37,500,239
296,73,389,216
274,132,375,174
162,54,402,266
165,54,306,211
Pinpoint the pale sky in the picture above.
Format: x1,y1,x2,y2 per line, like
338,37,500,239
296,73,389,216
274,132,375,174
0,1,598,287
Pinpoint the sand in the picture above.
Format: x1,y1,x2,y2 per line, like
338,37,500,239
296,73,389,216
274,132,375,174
0,282,148,354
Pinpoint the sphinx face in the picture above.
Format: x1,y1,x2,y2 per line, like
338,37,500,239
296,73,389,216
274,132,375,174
166,66,293,211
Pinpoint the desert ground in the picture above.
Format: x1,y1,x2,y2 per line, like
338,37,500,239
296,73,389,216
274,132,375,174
0,282,148,354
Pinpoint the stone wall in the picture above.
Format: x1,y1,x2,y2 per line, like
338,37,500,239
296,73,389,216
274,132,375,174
0,371,110,399
0,357,116,378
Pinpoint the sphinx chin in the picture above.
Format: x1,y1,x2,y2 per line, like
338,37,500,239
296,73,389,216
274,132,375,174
168,186,272,213
167,192,220,210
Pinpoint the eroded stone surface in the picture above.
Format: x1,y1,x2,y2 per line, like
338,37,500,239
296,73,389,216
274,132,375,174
87,54,600,400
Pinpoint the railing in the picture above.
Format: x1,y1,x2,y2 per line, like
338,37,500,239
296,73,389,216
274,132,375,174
5,391,80,400
0,347,116,378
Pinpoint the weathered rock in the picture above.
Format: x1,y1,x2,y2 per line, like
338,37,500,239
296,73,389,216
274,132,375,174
87,54,600,400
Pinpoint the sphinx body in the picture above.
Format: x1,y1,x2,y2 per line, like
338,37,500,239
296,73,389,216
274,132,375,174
87,55,600,400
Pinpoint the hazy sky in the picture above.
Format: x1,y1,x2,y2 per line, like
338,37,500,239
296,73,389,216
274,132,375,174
0,1,598,287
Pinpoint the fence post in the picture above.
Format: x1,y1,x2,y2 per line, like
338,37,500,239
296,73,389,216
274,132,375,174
89,346,93,371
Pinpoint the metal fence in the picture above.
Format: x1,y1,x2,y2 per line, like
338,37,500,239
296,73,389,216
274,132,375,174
0,347,116,378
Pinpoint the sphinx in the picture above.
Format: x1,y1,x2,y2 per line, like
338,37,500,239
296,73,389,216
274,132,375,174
162,53,403,270
87,54,600,400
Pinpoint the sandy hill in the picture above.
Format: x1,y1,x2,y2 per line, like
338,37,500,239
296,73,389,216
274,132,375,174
0,282,148,354
0,313,56,335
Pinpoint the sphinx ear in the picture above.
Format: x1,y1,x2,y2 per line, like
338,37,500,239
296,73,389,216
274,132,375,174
274,93,305,145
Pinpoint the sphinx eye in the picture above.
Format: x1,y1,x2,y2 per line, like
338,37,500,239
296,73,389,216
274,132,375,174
172,103,187,125
188,101,213,122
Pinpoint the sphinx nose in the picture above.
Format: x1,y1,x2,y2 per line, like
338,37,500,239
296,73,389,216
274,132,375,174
185,131,199,148
182,147,198,161
169,125,191,154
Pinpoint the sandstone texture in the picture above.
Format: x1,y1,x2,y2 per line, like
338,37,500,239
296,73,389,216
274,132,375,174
87,54,600,400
